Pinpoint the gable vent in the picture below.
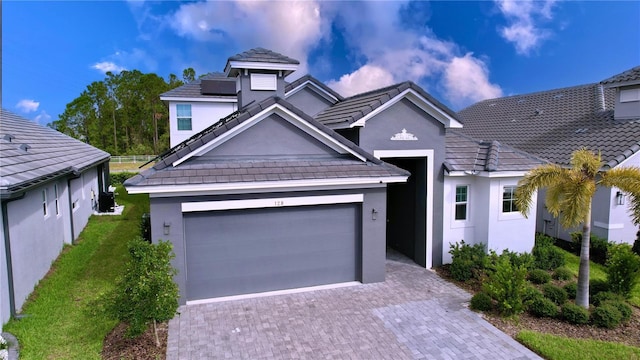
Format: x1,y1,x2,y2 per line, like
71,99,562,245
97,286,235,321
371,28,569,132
250,73,277,91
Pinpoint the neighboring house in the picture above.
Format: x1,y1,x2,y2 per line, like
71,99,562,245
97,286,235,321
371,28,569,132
459,66,640,244
0,109,110,326
127,48,540,305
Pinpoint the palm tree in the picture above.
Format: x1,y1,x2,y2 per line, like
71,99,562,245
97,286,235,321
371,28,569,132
515,149,640,308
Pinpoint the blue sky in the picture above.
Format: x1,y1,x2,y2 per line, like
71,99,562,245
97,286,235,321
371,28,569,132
3,1,639,125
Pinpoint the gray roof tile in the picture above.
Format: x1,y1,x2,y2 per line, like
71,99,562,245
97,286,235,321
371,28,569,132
285,75,344,101
601,66,640,86
161,73,236,99
0,109,110,195
228,48,300,65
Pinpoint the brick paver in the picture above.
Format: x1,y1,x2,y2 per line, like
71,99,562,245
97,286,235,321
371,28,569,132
167,256,541,359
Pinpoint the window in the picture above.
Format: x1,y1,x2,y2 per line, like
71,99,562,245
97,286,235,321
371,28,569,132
502,186,518,213
620,88,640,103
42,188,48,216
455,185,468,220
250,73,277,90
54,184,60,216
177,104,192,131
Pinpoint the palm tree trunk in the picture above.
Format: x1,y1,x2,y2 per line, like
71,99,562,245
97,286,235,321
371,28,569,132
576,202,592,308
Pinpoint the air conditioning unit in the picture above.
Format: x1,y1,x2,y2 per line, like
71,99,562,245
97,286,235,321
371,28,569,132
99,192,115,212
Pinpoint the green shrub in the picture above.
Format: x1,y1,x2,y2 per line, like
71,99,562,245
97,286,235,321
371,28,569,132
591,291,625,306
592,304,622,329
110,171,137,185
523,286,544,310
105,238,179,338
501,250,535,270
590,279,609,297
470,292,493,311
528,269,551,284
140,213,151,243
543,284,568,305
564,282,577,299
571,232,610,265
561,303,590,325
633,231,640,256
533,234,565,270
483,253,528,316
553,267,574,281
606,244,640,298
602,300,633,323
449,241,487,282
529,297,558,318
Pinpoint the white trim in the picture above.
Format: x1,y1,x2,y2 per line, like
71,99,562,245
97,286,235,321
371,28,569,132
186,281,360,306
594,221,624,230
620,88,640,103
612,149,640,168
172,103,366,166
250,73,277,90
225,61,298,75
446,170,529,178
182,194,364,212
126,176,408,195
350,89,463,129
285,80,339,103
373,149,434,269
160,96,237,103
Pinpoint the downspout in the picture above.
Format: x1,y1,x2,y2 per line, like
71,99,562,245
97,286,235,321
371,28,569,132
2,193,25,320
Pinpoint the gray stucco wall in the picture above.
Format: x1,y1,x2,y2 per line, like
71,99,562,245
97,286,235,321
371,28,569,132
237,70,286,109
357,98,447,266
202,114,336,159
286,87,334,116
69,167,100,241
149,186,387,304
614,86,640,119
0,209,9,326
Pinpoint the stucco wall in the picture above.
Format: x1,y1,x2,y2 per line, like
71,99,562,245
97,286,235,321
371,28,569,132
169,101,237,147
286,86,334,116
0,209,9,326
69,168,99,240
614,86,640,120
442,176,478,263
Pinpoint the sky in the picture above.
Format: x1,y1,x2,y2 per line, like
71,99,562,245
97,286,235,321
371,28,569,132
3,0,639,126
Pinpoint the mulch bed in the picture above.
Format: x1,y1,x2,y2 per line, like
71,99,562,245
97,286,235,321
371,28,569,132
434,265,640,348
102,322,168,360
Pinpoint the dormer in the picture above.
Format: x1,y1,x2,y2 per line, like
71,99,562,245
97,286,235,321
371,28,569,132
224,48,299,109
601,66,640,120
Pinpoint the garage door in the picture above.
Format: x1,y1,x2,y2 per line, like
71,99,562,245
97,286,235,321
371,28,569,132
184,203,360,300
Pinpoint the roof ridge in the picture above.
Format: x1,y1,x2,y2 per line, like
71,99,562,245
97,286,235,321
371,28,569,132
340,81,411,101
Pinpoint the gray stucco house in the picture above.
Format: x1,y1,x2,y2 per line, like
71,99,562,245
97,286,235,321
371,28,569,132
0,109,110,326
125,48,543,305
459,66,640,244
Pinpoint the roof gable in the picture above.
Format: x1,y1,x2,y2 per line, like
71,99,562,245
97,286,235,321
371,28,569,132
601,65,640,88
285,75,344,103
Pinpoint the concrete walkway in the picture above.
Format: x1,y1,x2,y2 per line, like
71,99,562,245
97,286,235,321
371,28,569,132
167,256,541,359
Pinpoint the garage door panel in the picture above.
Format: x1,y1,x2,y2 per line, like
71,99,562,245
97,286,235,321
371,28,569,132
184,203,360,300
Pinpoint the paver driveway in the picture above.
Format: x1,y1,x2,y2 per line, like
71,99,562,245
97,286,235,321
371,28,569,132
167,255,541,359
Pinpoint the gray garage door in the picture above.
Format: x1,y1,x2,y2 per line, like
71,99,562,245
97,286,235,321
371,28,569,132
184,203,360,300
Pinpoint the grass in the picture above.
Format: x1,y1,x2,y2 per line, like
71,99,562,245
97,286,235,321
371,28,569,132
3,186,149,359
517,331,640,360
109,162,152,172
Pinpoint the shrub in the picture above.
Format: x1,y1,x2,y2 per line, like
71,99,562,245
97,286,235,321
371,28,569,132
528,269,551,284
110,171,137,185
602,300,633,323
532,234,565,270
523,286,544,310
140,213,151,243
105,238,179,339
606,244,640,298
543,284,568,305
564,282,577,299
592,304,622,329
571,232,610,265
528,297,558,318
501,250,535,271
449,241,487,282
561,303,589,325
553,267,574,281
470,292,493,311
633,231,640,256
590,279,609,297
483,253,528,316
591,291,625,306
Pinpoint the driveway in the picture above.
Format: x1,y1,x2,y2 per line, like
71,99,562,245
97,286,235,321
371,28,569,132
167,254,541,359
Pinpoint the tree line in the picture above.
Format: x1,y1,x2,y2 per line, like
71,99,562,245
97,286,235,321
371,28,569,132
49,69,198,155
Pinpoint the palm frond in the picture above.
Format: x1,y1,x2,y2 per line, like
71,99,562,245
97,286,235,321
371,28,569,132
601,166,640,224
557,175,595,228
571,148,602,177
515,164,565,217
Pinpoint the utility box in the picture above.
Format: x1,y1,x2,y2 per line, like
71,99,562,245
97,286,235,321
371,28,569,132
99,192,115,212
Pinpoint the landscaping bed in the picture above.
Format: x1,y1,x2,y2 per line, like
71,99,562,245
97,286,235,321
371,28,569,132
102,322,167,360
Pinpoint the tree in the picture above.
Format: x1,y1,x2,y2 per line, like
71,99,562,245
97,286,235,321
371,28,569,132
182,67,196,83
515,149,640,307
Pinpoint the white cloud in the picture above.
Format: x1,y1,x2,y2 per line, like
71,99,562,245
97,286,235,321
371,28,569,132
326,65,395,98
92,61,126,73
496,0,558,55
444,54,503,107
16,99,40,113
34,111,52,125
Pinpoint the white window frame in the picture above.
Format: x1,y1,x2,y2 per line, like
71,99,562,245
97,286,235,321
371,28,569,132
250,73,277,91
176,104,192,131
454,185,469,221
620,88,640,103
502,185,518,213
54,183,60,216
498,183,525,221
42,188,48,217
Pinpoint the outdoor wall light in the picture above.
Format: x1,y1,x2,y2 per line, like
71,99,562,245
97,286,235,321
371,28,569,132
372,208,378,221
163,222,171,235
616,191,626,206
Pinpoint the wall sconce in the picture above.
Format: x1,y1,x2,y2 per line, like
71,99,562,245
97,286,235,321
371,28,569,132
371,208,378,221
616,191,626,206
163,222,171,235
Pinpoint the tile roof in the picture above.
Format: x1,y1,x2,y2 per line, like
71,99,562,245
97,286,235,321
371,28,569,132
0,109,110,196
228,48,300,65
160,73,236,99
125,97,409,188
285,75,344,101
314,81,459,129
601,66,640,86
445,131,545,173
457,83,640,169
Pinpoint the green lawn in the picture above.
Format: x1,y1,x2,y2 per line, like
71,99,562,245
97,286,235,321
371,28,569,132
517,331,640,360
3,186,149,359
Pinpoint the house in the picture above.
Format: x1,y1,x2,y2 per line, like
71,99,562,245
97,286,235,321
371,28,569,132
125,48,541,305
459,66,640,244
0,109,110,325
